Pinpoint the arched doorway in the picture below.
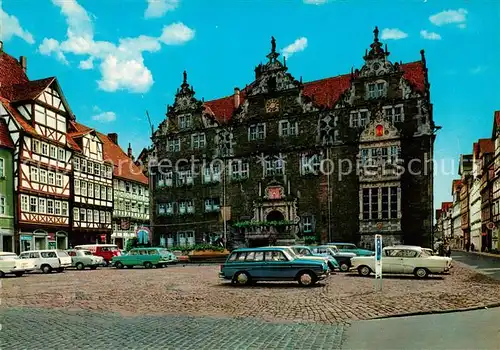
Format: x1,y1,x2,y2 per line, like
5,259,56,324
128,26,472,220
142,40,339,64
267,210,286,234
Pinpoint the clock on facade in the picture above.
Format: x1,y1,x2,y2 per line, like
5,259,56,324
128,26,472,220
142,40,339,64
265,98,280,113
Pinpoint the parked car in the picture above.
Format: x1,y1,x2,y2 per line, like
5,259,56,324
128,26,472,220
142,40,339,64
311,245,356,272
74,244,121,266
288,245,340,271
18,250,72,273
351,245,452,278
219,247,330,287
66,249,104,270
0,252,36,277
327,242,375,256
111,247,177,269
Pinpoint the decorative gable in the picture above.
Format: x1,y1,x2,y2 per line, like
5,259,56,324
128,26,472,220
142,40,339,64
359,107,399,143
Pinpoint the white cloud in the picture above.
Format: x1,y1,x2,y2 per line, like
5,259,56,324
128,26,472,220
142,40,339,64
145,0,179,19
38,0,194,93
159,23,195,45
281,37,308,58
0,9,35,44
380,28,408,40
91,110,117,122
429,8,468,28
79,56,94,69
420,30,442,40
303,0,328,4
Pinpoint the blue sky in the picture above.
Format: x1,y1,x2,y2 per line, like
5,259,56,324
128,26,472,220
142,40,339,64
1,0,499,212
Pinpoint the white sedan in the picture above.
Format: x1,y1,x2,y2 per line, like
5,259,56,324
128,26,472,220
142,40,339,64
351,245,452,278
0,252,36,277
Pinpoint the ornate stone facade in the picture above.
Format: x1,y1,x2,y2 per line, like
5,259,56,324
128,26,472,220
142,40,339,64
151,27,435,249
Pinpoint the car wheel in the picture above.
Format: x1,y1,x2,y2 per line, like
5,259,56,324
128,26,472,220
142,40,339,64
41,264,52,274
76,262,85,271
297,271,316,287
115,262,124,269
414,267,429,278
14,272,23,277
232,271,251,285
144,262,153,269
0,271,5,278
57,267,64,273
339,263,350,272
358,265,371,277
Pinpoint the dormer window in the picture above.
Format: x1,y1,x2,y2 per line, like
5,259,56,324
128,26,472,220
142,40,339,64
178,115,192,129
368,82,386,98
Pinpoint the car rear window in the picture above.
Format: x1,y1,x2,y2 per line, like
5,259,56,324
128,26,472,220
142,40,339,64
57,251,69,257
41,251,57,258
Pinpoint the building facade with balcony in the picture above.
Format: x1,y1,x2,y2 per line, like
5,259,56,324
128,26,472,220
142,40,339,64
151,29,435,249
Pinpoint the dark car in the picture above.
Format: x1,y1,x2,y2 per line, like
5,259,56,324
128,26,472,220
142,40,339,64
311,245,356,272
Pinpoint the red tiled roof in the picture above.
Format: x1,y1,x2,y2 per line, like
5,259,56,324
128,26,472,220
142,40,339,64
96,131,148,185
0,51,28,88
452,179,462,193
8,77,55,102
203,61,426,122
0,96,36,134
495,111,500,127
0,119,14,149
441,202,453,211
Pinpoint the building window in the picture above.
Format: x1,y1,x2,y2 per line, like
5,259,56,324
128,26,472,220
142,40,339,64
55,201,61,215
0,158,4,177
49,145,56,159
350,110,370,127
41,143,48,156
279,120,298,137
62,202,68,216
47,200,54,214
38,198,46,213
58,148,65,161
203,164,221,183
94,163,100,176
74,157,80,171
31,167,39,182
178,200,194,215
40,169,47,183
368,82,386,98
80,208,86,222
248,123,266,140
21,195,28,212
0,196,4,215
177,169,193,186
94,210,99,223
88,161,93,174
101,186,106,199
48,172,55,185
204,198,220,212
81,159,87,173
30,197,37,212
300,154,322,175
106,212,111,223
231,160,249,180
125,183,130,192
303,216,313,233
33,140,40,153
56,174,62,187
73,208,79,220
362,186,399,220
94,184,100,199
88,183,94,198
191,133,206,149
158,171,173,187
81,180,87,196
125,202,131,212
265,156,284,176
167,138,181,152
100,211,105,223
107,186,112,201
384,105,404,123
178,115,192,129
360,146,400,166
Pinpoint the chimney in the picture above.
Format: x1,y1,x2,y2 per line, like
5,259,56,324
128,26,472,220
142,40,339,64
234,87,240,109
128,143,133,159
19,56,27,73
107,133,118,144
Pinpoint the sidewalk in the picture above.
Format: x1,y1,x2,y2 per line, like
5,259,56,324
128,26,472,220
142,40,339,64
454,249,500,259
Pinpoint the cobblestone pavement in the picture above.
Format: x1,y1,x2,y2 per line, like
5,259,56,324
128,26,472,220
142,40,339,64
1,263,500,324
0,308,346,350
452,250,500,280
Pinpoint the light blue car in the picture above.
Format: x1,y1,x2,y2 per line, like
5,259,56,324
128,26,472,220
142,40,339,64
327,242,375,256
289,245,340,271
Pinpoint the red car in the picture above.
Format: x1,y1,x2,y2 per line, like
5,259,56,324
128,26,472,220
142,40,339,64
74,244,121,265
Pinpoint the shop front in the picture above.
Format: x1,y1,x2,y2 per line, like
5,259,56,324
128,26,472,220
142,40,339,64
19,229,69,252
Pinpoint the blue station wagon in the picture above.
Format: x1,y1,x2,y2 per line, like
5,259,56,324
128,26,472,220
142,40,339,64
219,247,330,287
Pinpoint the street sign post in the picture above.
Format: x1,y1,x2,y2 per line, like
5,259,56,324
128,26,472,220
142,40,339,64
374,234,382,291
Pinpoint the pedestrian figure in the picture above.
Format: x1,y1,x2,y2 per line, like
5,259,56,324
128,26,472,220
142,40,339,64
471,242,475,251
446,244,451,258
465,241,470,252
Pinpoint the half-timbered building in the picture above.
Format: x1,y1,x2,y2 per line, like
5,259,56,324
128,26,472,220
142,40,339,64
0,47,75,251
151,28,435,249
67,122,113,245
0,119,16,252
